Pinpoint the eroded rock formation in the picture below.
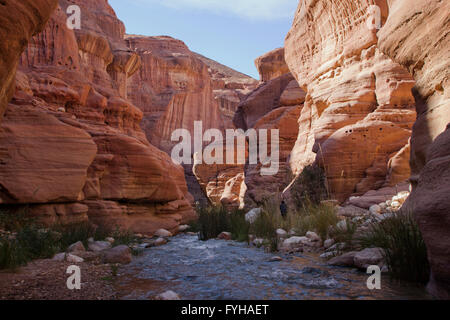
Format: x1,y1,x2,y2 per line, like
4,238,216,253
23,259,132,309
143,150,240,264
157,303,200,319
285,0,449,299
0,0,195,234
378,0,450,299
285,0,417,202
0,0,59,120
195,48,306,208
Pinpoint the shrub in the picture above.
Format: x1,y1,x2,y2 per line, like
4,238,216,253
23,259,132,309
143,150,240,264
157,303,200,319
0,212,137,270
0,237,28,270
291,200,339,240
290,165,329,208
194,205,231,241
357,212,430,283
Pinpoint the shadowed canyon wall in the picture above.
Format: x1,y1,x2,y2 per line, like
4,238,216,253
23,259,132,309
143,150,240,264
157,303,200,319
285,0,449,299
0,0,196,235
378,0,450,299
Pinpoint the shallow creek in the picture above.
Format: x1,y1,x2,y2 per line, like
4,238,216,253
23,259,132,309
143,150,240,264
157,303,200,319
116,234,431,300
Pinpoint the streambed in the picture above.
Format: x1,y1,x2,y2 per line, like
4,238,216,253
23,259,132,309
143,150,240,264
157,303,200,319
116,234,430,300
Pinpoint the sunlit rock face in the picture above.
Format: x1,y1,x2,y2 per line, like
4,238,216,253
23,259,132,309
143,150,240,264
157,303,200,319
255,48,291,82
0,0,59,120
0,0,195,233
126,36,225,153
284,0,416,202
194,48,306,209
193,53,259,129
378,0,450,299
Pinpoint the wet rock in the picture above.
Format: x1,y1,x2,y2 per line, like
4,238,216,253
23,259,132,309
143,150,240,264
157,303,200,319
154,229,173,238
178,225,190,232
88,241,112,252
67,241,85,253
101,245,132,264
354,248,385,270
155,238,168,246
218,232,232,241
327,252,358,267
156,290,181,301
245,208,262,224
269,256,283,262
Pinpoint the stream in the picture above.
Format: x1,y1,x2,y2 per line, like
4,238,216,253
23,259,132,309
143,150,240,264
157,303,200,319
116,234,431,300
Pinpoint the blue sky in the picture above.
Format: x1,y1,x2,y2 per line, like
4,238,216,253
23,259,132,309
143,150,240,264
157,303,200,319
109,0,298,79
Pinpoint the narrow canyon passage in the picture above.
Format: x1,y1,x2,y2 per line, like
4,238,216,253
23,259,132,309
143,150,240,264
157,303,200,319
115,235,430,300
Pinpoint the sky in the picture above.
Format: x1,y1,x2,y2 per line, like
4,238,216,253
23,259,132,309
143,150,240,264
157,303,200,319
108,0,299,79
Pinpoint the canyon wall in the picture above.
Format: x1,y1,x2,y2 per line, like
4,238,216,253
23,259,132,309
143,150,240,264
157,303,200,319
0,0,58,120
194,48,306,208
378,0,450,299
0,0,195,235
285,0,449,299
284,0,416,203
126,36,258,154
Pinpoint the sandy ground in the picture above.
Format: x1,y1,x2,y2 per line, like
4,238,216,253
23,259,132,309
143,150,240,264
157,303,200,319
0,259,117,300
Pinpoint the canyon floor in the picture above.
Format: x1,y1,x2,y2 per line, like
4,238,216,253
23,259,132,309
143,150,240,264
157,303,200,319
2,235,431,300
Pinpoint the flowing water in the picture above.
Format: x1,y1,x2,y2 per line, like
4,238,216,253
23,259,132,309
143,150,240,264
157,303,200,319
116,234,431,300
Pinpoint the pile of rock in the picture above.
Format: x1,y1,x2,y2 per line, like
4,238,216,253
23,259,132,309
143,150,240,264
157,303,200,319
53,237,132,265
279,231,323,253
326,248,387,272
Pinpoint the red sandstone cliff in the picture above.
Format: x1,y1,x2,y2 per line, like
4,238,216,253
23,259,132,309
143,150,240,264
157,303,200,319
284,0,416,202
0,0,58,120
378,0,450,299
194,48,306,208
285,0,449,299
0,0,195,235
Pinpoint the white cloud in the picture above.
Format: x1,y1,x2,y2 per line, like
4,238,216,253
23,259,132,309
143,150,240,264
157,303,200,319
140,0,298,20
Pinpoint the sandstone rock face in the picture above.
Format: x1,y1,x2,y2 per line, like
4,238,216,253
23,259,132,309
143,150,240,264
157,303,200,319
255,48,290,82
0,0,58,120
126,35,225,153
193,53,259,128
285,0,417,202
0,0,195,233
377,0,450,299
194,48,306,209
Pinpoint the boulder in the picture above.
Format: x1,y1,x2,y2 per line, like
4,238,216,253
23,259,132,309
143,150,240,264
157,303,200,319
67,241,86,253
154,229,173,238
88,241,112,252
156,291,181,301
66,254,84,263
276,229,288,239
327,252,358,267
218,232,232,241
306,231,320,242
354,248,385,270
101,245,132,264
